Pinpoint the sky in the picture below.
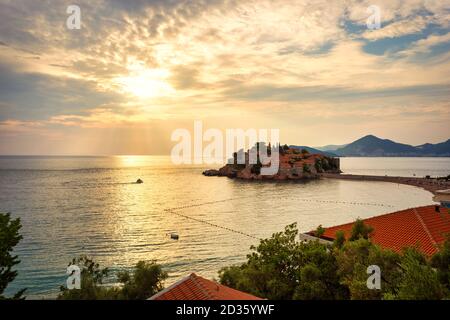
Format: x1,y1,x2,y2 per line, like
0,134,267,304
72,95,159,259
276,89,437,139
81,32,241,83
0,0,449,155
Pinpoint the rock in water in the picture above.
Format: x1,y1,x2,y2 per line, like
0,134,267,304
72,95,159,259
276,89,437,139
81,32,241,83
202,169,219,176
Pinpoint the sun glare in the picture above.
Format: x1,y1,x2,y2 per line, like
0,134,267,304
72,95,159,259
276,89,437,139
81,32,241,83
115,67,174,99
116,155,147,167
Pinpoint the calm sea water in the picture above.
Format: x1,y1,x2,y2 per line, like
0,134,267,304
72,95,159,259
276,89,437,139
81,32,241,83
0,156,449,299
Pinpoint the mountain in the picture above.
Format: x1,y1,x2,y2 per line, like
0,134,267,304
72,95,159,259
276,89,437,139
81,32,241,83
415,139,450,155
315,144,348,152
289,145,338,157
290,135,450,157
334,135,450,157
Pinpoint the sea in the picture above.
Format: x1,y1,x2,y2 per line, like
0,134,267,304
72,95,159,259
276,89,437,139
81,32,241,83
0,156,449,299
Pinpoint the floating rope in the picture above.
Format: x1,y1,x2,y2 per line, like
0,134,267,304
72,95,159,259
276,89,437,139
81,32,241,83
163,196,394,240
293,199,394,208
164,207,262,240
163,196,252,212
166,196,393,211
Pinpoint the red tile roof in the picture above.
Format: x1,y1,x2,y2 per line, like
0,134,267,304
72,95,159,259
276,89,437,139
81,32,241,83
316,205,450,256
149,273,263,300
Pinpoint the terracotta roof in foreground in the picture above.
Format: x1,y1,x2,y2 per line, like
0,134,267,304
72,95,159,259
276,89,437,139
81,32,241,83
315,205,450,256
149,273,263,300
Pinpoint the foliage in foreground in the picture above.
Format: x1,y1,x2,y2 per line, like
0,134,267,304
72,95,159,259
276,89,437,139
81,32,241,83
58,256,167,300
4,208,450,300
219,222,450,300
0,212,26,299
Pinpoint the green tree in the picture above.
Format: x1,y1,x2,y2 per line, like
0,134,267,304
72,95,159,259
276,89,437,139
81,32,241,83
0,212,26,299
58,256,167,300
430,234,450,292
58,255,119,300
314,159,323,173
333,230,346,249
349,219,374,241
314,225,325,238
220,220,448,301
321,158,331,170
390,247,447,300
303,164,311,173
117,261,168,299
219,223,348,300
251,163,262,175
335,238,402,299
293,241,349,300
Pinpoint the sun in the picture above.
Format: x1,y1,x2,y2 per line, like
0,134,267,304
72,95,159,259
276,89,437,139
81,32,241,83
115,66,174,99
116,155,146,167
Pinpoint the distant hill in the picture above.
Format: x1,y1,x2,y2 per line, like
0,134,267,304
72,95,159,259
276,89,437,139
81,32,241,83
315,144,348,152
289,145,338,157
293,135,450,157
415,139,450,155
334,135,450,157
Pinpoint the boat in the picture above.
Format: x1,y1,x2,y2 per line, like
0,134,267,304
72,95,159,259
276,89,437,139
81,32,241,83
168,232,179,240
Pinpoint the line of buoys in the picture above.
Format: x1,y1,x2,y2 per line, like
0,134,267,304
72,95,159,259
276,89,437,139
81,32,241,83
164,196,252,211
166,196,393,212
162,196,394,241
164,208,262,240
293,199,394,207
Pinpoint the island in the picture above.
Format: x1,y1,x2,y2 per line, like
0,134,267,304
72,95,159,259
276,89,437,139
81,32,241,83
203,144,341,180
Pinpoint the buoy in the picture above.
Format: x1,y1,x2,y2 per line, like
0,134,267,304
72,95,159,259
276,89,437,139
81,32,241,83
136,178,143,184
168,232,179,240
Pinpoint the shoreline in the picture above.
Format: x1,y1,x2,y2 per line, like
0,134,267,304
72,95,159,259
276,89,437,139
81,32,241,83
320,173,450,195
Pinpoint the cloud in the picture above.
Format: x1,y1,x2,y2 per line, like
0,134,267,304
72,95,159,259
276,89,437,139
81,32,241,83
0,61,124,120
362,16,428,40
397,32,450,56
0,0,449,153
47,106,151,128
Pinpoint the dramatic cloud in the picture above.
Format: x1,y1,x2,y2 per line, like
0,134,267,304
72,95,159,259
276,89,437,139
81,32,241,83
0,0,449,154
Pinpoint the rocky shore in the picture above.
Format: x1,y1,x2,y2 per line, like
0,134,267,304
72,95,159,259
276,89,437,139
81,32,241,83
202,143,450,194
203,145,340,180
